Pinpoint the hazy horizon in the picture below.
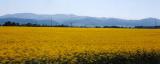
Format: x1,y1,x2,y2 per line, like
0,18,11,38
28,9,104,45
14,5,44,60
1,13,159,20
1,0,160,19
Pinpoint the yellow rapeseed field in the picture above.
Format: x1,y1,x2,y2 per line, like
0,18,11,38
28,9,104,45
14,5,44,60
0,27,160,63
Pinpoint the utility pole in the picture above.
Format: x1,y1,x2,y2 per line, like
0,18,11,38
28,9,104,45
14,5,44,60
70,22,73,27
35,21,37,26
154,19,157,28
51,16,53,27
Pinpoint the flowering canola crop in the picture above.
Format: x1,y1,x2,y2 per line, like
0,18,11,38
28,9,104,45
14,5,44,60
0,27,160,64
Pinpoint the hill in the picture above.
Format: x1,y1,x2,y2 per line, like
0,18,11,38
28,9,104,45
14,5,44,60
0,13,160,26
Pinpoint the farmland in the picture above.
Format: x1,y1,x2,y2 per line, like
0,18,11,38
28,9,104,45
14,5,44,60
0,27,160,64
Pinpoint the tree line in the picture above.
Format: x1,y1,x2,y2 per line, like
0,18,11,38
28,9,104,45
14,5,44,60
1,21,160,28
0,21,70,27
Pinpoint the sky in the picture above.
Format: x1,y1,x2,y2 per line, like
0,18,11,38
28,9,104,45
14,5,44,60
0,0,160,19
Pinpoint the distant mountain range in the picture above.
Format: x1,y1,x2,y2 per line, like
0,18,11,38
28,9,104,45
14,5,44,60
0,13,160,27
